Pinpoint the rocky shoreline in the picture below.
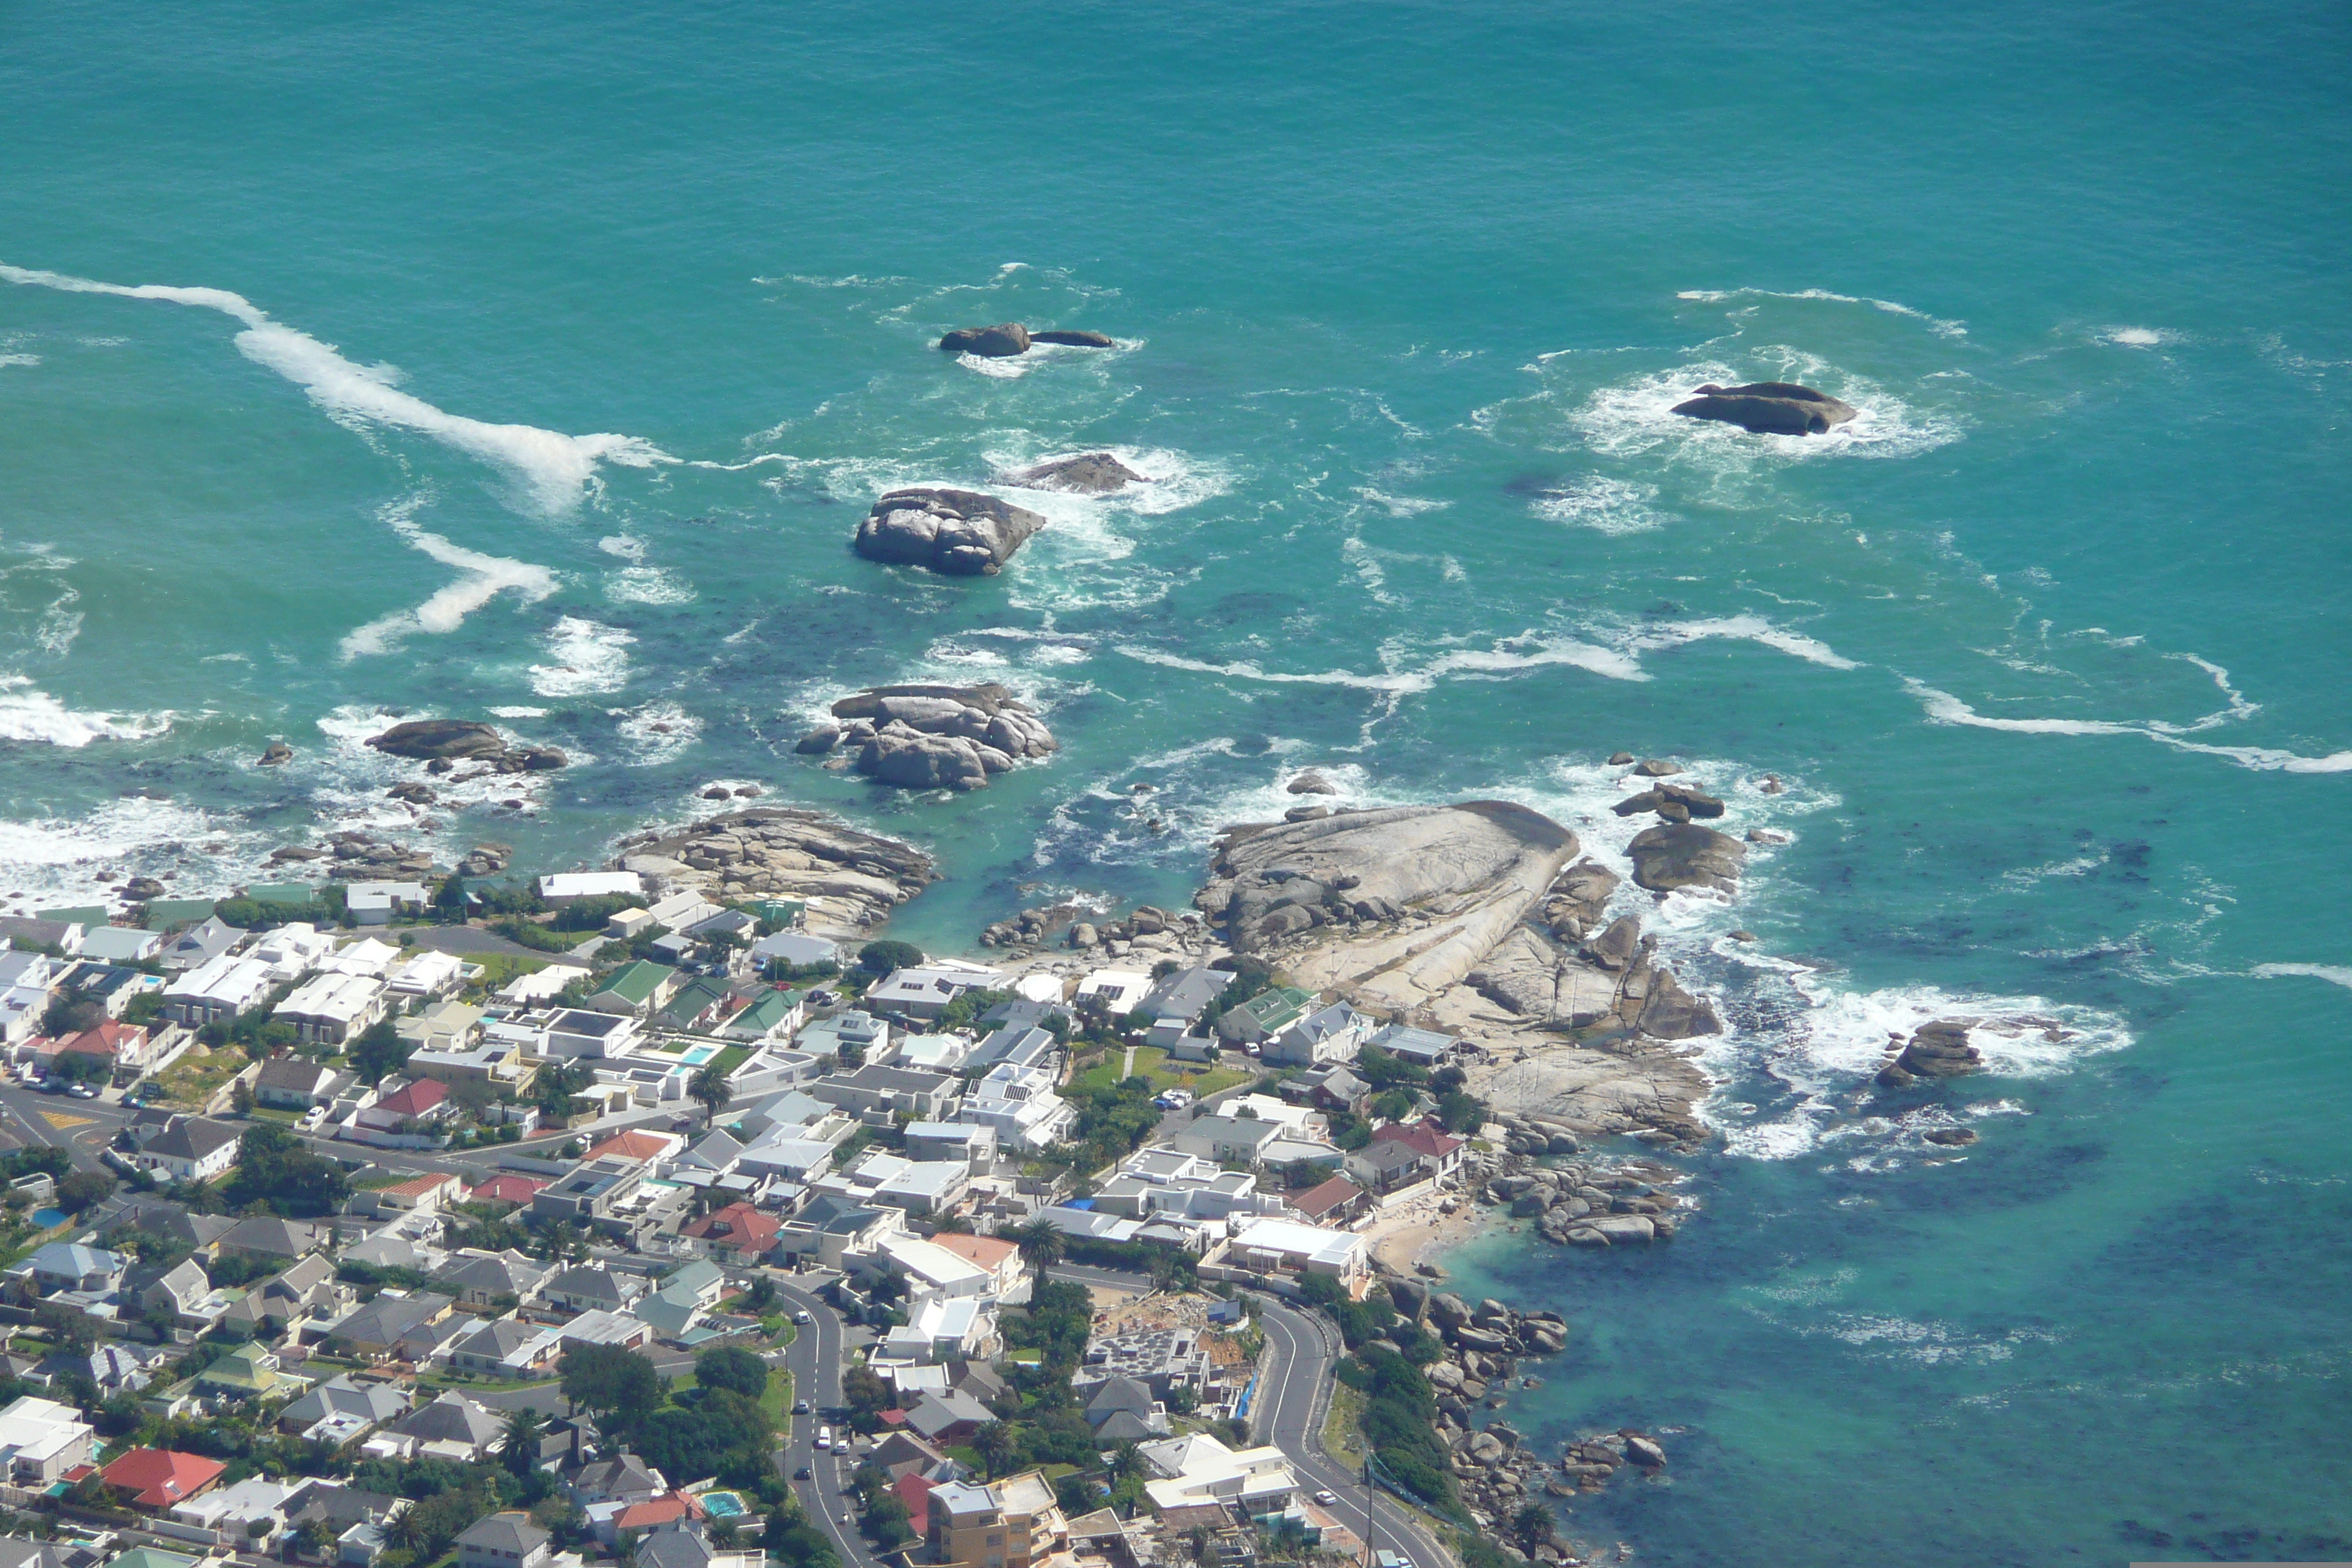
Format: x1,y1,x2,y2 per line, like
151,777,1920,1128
611,806,937,935
794,682,1058,791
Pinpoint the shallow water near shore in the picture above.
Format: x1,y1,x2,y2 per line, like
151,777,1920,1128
4,0,2351,1561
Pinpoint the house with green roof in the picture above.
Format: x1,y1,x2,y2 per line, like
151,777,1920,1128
193,1341,301,1401
1218,985,1314,1044
141,898,219,932
109,1549,199,1568
655,976,736,1032
585,960,679,1017
720,987,805,1042
241,883,317,907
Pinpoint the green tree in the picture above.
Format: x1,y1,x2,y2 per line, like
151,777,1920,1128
50,1050,111,1086
856,940,923,976
560,1343,663,1426
688,1063,734,1128
500,1406,546,1477
350,1019,412,1084
224,1122,350,1215
1511,1503,1557,1553
1009,1218,1065,1271
841,1365,892,1422
56,1169,116,1213
696,1346,769,1401
971,1420,1017,1477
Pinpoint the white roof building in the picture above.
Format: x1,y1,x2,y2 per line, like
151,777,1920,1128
870,1231,994,1301
249,922,340,981
387,949,464,998
959,1061,1076,1151
498,964,592,1004
1137,1433,1298,1515
0,1394,96,1484
1074,969,1154,1012
539,872,646,904
344,883,430,925
274,972,388,1044
865,965,1004,1020
322,938,403,977
162,953,278,1023
875,1294,994,1365
169,1474,303,1533
1224,1217,1367,1280
77,925,163,964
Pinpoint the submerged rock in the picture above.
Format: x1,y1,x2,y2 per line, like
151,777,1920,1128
853,487,1049,576
1030,329,1115,347
1286,771,1338,795
1002,452,1147,494
939,323,1030,356
1670,381,1858,436
1923,1126,1980,1147
366,719,508,761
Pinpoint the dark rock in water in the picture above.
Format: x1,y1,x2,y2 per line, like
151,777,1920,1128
794,725,842,755
426,758,454,775
701,786,732,801
1638,967,1722,1039
1607,751,1635,766
1924,1127,1980,1147
1671,381,1858,436
366,720,508,761
1628,822,1747,894
853,487,1049,576
939,323,1030,357
508,747,568,772
1003,452,1146,494
257,741,293,766
826,683,1057,794
1287,770,1338,796
1632,758,1683,777
1729,929,1757,943
1885,1019,1983,1082
124,877,166,901
1613,783,1725,820
1030,329,1115,347
734,785,763,797
386,783,435,804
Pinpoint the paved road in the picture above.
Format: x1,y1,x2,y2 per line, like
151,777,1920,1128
1254,1297,1457,1568
771,1275,885,1568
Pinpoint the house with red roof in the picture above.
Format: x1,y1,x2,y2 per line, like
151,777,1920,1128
1286,1175,1369,1225
585,1128,684,1165
101,1447,226,1510
55,1019,157,1074
612,1490,704,1539
468,1175,549,1208
1345,1117,1463,1193
894,1474,934,1537
681,1201,780,1264
355,1077,451,1133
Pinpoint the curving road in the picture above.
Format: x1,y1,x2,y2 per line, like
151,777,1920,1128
1253,1297,1458,1568
770,1273,885,1568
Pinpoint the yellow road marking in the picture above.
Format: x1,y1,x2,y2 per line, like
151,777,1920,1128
39,1112,94,1130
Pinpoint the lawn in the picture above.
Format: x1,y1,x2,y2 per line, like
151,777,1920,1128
151,1045,248,1109
1321,1379,1369,1466
1074,1044,1252,1098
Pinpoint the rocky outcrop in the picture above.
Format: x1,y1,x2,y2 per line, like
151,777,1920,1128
612,807,937,935
939,323,1030,357
939,323,1115,355
1286,770,1338,796
1875,1019,1983,1087
853,488,1048,576
1627,822,1746,895
796,685,1056,794
363,719,567,773
1539,859,1618,942
1469,908,1720,1044
1613,783,1724,823
1671,381,1858,436
1195,802,1580,1011
1001,452,1146,494
257,742,293,766
1463,1142,1695,1245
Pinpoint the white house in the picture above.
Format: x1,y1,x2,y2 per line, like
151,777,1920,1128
386,949,464,1001
249,922,340,981
538,872,645,905
344,883,429,926
864,965,1004,1022
1260,1001,1374,1068
275,973,388,1046
1223,1216,1367,1281
162,954,276,1027
957,1060,1075,1152
0,1395,97,1486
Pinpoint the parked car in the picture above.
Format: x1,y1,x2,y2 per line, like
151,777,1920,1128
67,1084,96,1099
1314,1490,1338,1506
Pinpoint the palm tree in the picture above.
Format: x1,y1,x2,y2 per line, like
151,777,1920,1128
1511,1502,1557,1554
501,1406,546,1476
386,1504,426,1558
1107,1441,1143,1482
972,1420,1017,1477
689,1063,734,1128
1010,1218,1065,1273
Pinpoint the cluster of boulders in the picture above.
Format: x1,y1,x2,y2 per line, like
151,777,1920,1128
1554,1430,1670,1497
999,452,1148,495
1456,1142,1692,1245
977,902,1082,950
1612,780,1724,824
363,719,568,775
1670,380,1857,437
796,685,1058,793
1627,822,1746,897
1469,894,1719,1045
852,488,1049,576
938,323,1115,357
1876,1019,1984,1087
266,832,435,880
613,807,937,932
453,842,512,879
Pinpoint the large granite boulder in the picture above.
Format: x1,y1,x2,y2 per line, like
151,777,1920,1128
1030,329,1115,347
365,720,508,761
1670,382,1857,436
1001,452,1147,494
800,683,1057,793
940,323,1030,357
853,488,1049,576
1627,823,1747,895
1196,801,1579,1011
1876,1019,1984,1087
612,807,937,935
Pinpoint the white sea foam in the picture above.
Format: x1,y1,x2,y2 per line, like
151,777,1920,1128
1677,287,1970,339
0,354,39,369
1530,475,1669,535
2105,327,2173,348
0,676,173,746
0,794,267,909
530,617,633,697
488,705,549,719
340,497,559,659
1618,615,1861,671
0,262,674,513
1905,677,2352,772
605,566,697,606
614,700,701,765
2253,962,2352,990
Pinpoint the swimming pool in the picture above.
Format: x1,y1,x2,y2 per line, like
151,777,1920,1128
676,1044,719,1066
698,1492,745,1518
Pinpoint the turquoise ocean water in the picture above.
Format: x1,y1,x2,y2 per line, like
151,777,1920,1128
4,1,2349,1560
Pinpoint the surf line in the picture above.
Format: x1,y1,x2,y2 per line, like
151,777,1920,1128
0,262,672,514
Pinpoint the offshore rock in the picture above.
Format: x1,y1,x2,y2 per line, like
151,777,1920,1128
939,323,1030,356
1002,452,1146,494
853,487,1049,576
1030,329,1116,347
257,741,293,766
366,720,509,761
1613,783,1725,820
825,684,1056,793
613,807,935,935
1877,1019,1984,1085
1671,381,1858,436
1627,822,1747,895
1287,770,1339,796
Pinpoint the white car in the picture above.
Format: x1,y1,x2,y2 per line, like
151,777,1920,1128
815,1427,832,1450
794,1308,813,1324
1315,1490,1338,1507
